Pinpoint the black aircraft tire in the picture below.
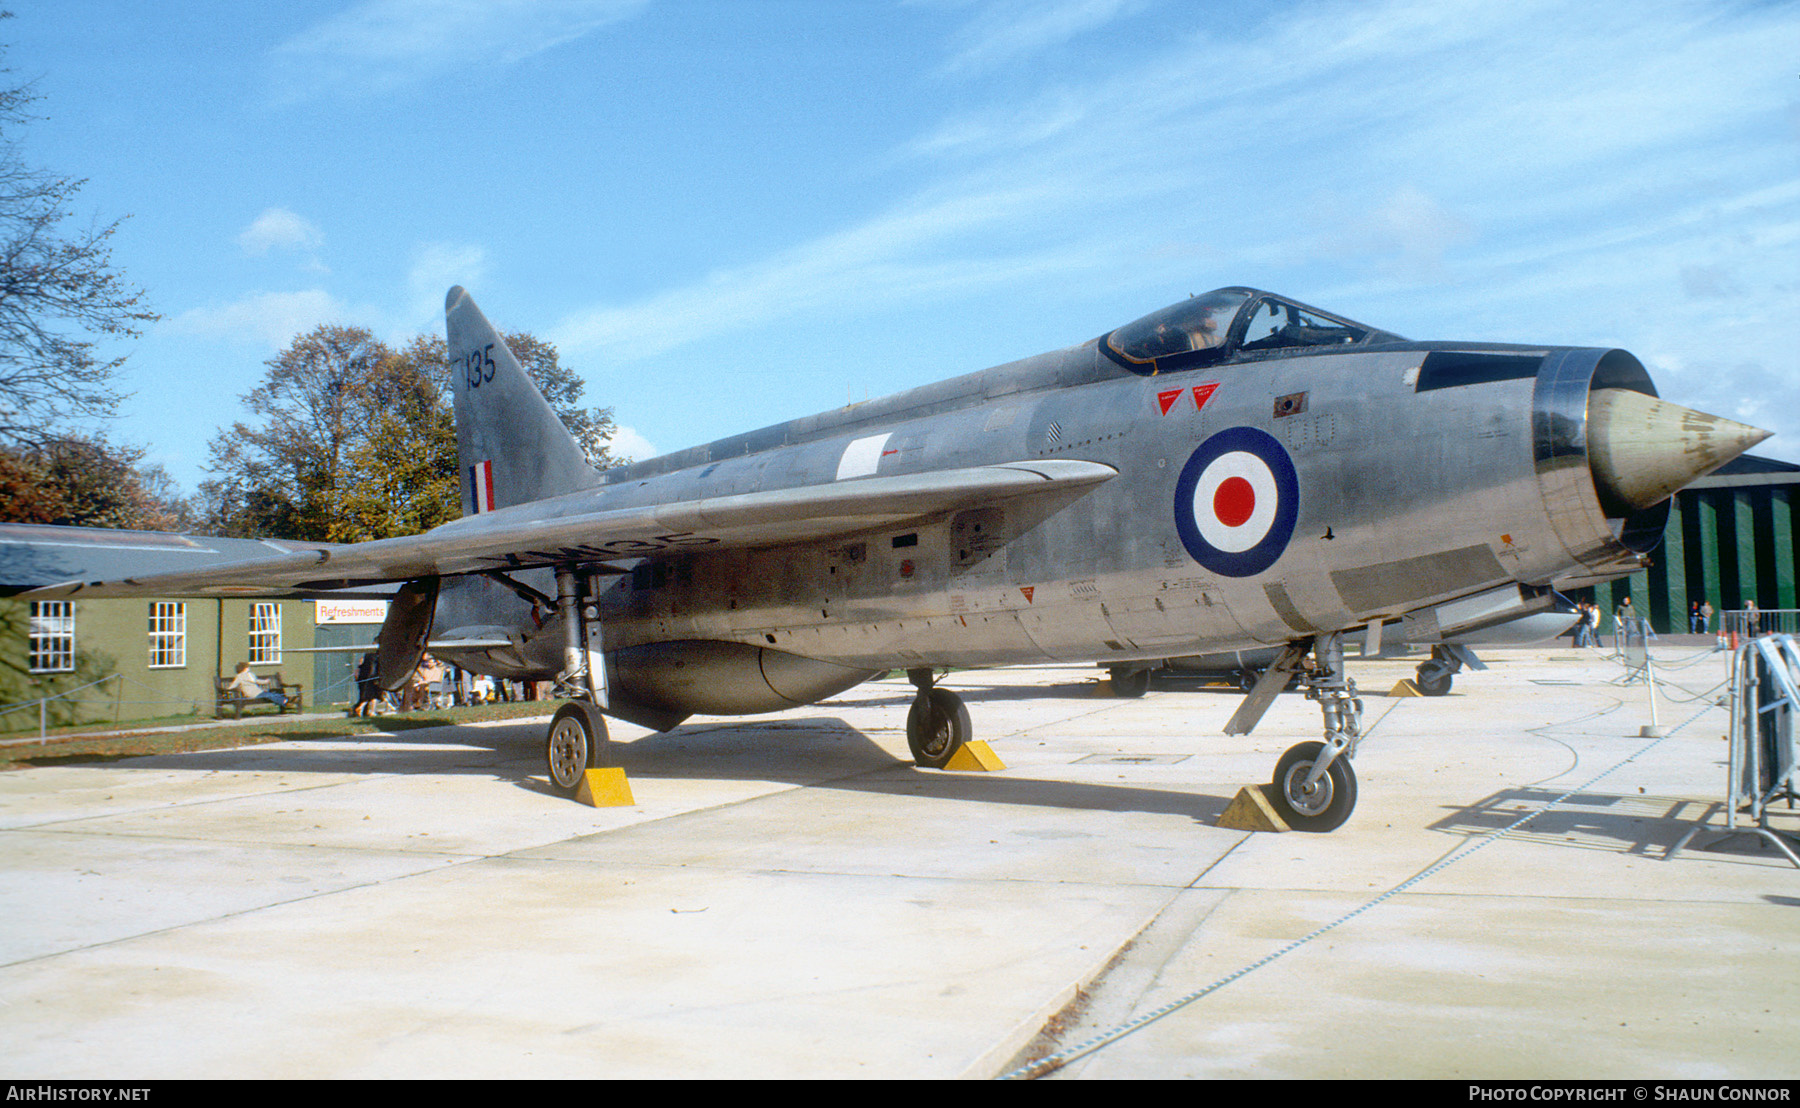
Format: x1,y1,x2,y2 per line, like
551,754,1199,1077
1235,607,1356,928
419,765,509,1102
1269,741,1358,832
907,688,971,769
1110,667,1152,698
1415,665,1453,697
546,701,608,795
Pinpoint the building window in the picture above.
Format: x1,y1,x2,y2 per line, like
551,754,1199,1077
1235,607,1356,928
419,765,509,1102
249,602,282,664
148,602,186,669
29,601,75,673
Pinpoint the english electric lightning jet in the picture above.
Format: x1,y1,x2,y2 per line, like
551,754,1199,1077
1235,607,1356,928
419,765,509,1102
4,285,1769,830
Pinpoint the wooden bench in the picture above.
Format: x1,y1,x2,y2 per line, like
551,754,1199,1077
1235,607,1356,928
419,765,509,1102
214,674,305,719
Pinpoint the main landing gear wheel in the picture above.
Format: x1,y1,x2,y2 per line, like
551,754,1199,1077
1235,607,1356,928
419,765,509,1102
1415,664,1453,696
907,687,972,768
546,700,608,795
1269,740,1358,832
1109,666,1152,698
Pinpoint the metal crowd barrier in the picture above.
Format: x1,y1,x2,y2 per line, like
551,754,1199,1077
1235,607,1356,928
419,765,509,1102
0,674,126,743
1671,633,1800,866
1722,608,1799,639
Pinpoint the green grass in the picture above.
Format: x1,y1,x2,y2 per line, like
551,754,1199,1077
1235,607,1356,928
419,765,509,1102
0,700,557,769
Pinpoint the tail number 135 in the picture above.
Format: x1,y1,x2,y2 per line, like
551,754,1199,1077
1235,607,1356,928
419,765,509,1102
464,343,495,389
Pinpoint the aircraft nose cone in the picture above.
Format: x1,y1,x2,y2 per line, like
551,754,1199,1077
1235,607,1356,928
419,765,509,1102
1587,388,1772,514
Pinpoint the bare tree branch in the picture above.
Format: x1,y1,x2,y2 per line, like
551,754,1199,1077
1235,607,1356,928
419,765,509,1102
0,22,158,448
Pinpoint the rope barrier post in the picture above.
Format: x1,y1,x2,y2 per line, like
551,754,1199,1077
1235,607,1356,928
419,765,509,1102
1726,644,1743,832
1641,650,1662,737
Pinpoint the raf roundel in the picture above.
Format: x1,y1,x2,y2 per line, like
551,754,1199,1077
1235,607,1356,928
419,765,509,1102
1173,426,1300,577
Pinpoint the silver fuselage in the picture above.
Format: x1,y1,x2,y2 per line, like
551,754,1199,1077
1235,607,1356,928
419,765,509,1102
432,332,1657,724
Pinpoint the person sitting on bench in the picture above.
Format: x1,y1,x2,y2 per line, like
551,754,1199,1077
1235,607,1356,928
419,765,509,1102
226,662,287,709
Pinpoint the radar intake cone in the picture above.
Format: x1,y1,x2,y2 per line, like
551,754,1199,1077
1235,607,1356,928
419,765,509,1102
1587,389,1771,515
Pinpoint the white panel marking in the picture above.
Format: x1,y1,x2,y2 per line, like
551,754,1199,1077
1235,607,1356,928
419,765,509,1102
836,433,892,480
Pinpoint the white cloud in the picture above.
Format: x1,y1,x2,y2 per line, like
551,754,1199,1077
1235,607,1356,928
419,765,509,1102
268,0,648,102
553,181,1112,362
934,0,1149,76
167,240,485,355
902,90,1094,161
1310,187,1475,284
236,208,324,255
406,242,487,333
167,290,351,349
1679,264,1742,301
606,424,656,463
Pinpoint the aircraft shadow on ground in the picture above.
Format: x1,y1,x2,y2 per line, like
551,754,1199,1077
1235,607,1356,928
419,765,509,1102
1429,787,1800,862
68,712,1233,825
829,680,1109,707
830,676,1256,709
626,720,1232,822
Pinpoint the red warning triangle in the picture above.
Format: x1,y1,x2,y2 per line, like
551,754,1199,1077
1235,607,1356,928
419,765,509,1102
1192,382,1219,411
1157,389,1183,415
1019,586,1035,604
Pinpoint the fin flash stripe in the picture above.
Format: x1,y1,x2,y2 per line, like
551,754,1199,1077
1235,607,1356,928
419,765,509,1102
469,460,496,514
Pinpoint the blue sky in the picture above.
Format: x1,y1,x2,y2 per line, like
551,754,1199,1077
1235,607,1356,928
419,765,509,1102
13,0,1800,492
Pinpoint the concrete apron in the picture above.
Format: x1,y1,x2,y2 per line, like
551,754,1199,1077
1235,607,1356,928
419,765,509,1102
0,647,1793,1079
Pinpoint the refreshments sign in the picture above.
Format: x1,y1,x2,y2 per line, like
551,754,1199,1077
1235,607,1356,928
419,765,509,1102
314,600,389,625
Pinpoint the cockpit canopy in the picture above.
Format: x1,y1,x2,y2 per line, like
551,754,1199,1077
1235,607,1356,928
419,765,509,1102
1101,287,1396,375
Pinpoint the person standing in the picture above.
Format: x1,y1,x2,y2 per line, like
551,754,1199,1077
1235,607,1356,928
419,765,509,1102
1701,600,1714,634
351,652,382,717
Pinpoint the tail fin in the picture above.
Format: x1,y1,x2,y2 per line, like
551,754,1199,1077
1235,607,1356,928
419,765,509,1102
445,286,599,515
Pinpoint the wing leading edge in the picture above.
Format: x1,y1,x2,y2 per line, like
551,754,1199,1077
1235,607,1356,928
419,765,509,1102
19,460,1116,599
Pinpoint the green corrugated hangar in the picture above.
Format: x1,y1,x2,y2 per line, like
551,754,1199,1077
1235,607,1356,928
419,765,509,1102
1576,454,1799,633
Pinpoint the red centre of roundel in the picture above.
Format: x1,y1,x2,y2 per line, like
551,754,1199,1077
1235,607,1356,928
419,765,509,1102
1213,476,1256,527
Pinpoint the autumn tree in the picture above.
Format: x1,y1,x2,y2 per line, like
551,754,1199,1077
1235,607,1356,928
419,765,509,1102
0,435,189,529
200,325,394,541
0,24,158,450
202,326,615,541
336,336,459,541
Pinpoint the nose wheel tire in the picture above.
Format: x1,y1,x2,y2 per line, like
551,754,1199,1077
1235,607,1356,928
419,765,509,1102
907,687,971,768
1415,664,1453,696
1269,740,1358,832
547,701,608,795
1109,667,1152,698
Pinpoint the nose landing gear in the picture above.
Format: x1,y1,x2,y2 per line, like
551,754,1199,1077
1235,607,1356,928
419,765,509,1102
1225,632,1364,831
1270,739,1358,831
1264,633,1364,830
